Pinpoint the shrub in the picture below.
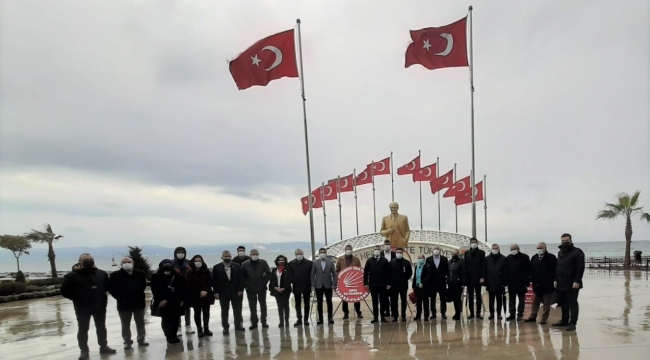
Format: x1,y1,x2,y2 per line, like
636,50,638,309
28,278,64,286
24,285,44,292
0,282,26,296
15,271,27,283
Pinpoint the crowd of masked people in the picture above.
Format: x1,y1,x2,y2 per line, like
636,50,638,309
60,234,585,360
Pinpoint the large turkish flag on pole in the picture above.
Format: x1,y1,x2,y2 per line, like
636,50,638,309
455,181,484,205
397,156,420,176
301,188,323,215
443,175,471,198
405,17,468,71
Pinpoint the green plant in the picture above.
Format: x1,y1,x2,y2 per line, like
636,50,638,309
27,278,64,286
0,235,32,272
127,246,153,280
25,224,64,278
24,285,44,293
0,282,26,296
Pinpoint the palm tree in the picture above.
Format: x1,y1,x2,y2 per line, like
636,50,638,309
25,224,64,278
596,191,650,269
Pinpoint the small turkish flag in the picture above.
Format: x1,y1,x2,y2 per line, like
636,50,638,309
355,166,373,186
328,174,354,193
413,163,436,182
229,29,299,90
405,17,468,71
430,169,454,194
301,188,323,215
443,175,471,198
397,156,420,176
321,183,338,201
370,157,391,176
454,181,484,206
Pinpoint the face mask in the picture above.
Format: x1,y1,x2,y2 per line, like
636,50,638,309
82,259,94,269
396,253,403,259
417,259,425,265
470,243,478,249
384,245,391,251
491,250,499,255
194,261,203,268
345,250,352,256
238,251,245,257
164,271,171,275
296,255,304,261
537,249,545,256
433,250,440,256
163,266,172,275
176,253,185,260
373,250,381,257
223,258,232,263
510,250,518,256
122,263,133,271
319,253,327,259
452,255,459,260
251,255,259,261
561,242,572,249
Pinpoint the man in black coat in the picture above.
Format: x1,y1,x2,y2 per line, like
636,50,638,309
553,233,585,331
380,239,396,318
61,253,116,360
448,249,465,320
426,245,449,319
505,244,531,321
389,248,413,322
108,257,149,349
364,245,391,323
212,250,246,334
484,244,508,320
288,248,313,326
463,237,486,319
525,242,557,324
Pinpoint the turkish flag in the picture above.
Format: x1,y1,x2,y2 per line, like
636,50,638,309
413,163,436,182
321,183,338,201
229,29,299,90
405,17,468,71
397,156,420,175
454,181,484,206
355,166,373,186
370,157,391,176
443,175,471,198
301,188,323,215
328,174,354,193
430,169,454,194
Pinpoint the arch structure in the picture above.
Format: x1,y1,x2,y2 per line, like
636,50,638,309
324,230,492,257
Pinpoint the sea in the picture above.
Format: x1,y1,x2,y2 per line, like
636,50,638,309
2,240,649,274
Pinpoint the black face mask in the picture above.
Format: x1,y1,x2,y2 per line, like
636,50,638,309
452,255,459,260
223,258,232,263
82,259,94,269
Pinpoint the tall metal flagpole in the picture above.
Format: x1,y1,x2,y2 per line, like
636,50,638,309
436,157,441,231
371,162,377,233
337,176,343,240
390,151,395,202
418,150,423,230
468,6,477,238
353,168,359,236
321,183,328,246
484,174,488,242
296,19,316,259
454,163,458,233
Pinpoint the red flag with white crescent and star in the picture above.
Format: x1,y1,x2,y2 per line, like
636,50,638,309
397,156,420,176
443,175,471,198
320,183,338,201
454,181,484,206
355,166,373,186
328,174,354,193
301,188,323,215
405,17,468,71
412,163,437,182
370,157,391,176
229,29,299,90
430,169,454,194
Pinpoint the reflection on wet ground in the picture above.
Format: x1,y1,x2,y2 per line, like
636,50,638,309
1,270,649,359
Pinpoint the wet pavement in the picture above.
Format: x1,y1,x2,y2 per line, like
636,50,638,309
1,270,649,360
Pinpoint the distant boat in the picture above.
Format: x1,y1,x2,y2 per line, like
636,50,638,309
111,257,117,267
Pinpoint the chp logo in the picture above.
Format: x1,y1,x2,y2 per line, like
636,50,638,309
335,266,369,303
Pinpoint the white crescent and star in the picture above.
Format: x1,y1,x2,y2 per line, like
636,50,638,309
423,33,453,57
324,186,333,197
376,162,386,172
406,161,416,170
341,178,349,189
358,172,368,181
310,194,318,205
421,167,432,178
456,181,466,192
250,46,283,71
441,176,450,185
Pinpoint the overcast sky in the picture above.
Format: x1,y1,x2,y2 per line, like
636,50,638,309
1,0,649,249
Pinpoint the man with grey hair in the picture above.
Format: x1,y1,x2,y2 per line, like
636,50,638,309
526,242,557,324
109,257,149,349
288,248,313,326
485,244,507,320
506,243,530,321
242,249,271,329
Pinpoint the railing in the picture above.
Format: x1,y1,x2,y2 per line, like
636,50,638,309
585,256,650,271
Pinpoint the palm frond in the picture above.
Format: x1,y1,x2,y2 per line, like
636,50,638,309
630,191,641,207
616,193,631,208
596,209,620,220
641,212,650,223
25,230,51,243
45,224,54,235
603,202,625,212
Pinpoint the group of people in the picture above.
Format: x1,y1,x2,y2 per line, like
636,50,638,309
60,234,585,360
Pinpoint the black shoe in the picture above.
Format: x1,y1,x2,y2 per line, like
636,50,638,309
381,317,388,323
506,315,515,320
392,317,398,322
497,315,503,320
167,337,181,344
279,323,285,328
328,318,335,324
261,323,269,328
294,320,303,327
452,315,461,320
413,317,421,321
540,320,548,325
517,316,523,321
138,341,149,347
197,330,204,338
204,329,213,336
304,320,310,326
124,343,132,350
357,312,363,319
467,314,475,319
317,319,323,325
401,316,407,322
566,324,576,331
235,326,246,331
79,352,89,360
524,318,536,323
488,315,494,320
249,325,258,330
441,314,447,319
223,328,230,335
343,313,349,320
552,322,568,327
477,315,484,320
99,347,117,354
430,315,436,320
371,318,379,324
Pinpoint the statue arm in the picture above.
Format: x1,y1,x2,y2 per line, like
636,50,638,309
379,217,390,237
404,216,411,242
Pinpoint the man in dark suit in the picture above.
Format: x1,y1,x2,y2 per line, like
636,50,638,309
380,239,396,318
288,248,313,326
505,244,531,321
525,242,557,324
426,245,449,319
553,233,585,331
485,244,508,320
464,237,486,319
311,248,337,325
212,251,245,334
364,245,391,323
389,248,412,322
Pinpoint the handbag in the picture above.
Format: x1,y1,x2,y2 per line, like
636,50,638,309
150,275,175,317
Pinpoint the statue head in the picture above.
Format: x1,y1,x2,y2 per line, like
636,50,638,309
389,202,399,215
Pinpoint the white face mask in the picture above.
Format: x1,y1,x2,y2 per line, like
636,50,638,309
319,253,327,259
194,261,203,268
296,255,304,261
164,271,171,275
373,250,381,257
251,255,259,261
537,249,545,256
345,250,352,256
384,245,391,251
238,251,245,257
122,263,133,271
510,250,518,256
470,243,478,249
433,250,440,256
176,253,185,260
396,253,403,259
491,249,499,255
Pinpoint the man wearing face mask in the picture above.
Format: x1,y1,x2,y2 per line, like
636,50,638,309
172,246,194,335
288,248,313,326
336,245,363,319
380,239,395,318
311,248,338,325
389,248,412,322
426,245,449,319
61,253,116,359
242,249,271,329
212,251,245,334
463,237,486,319
364,245,391,323
553,233,585,331
412,254,430,321
484,244,508,320
108,257,148,350
525,242,557,324
447,250,465,320
233,246,251,265
505,244,530,321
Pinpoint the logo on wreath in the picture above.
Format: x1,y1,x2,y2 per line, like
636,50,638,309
335,266,370,303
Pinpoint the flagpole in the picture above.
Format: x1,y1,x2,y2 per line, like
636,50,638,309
454,163,458,233
371,161,377,233
484,174,488,242
337,176,343,240
354,168,359,236
390,151,395,202
436,157,441,231
418,150,423,230
321,183,328,246
468,6,477,238
296,19,316,259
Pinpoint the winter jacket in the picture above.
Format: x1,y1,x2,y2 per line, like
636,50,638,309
506,252,531,291
530,252,557,295
388,258,413,291
363,256,391,288
463,248,486,284
151,271,186,316
269,267,292,298
185,267,214,307
242,259,271,294
212,262,244,297
426,256,449,290
108,268,147,312
448,257,465,286
61,267,110,311
555,245,585,291
484,253,508,292
288,258,313,294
